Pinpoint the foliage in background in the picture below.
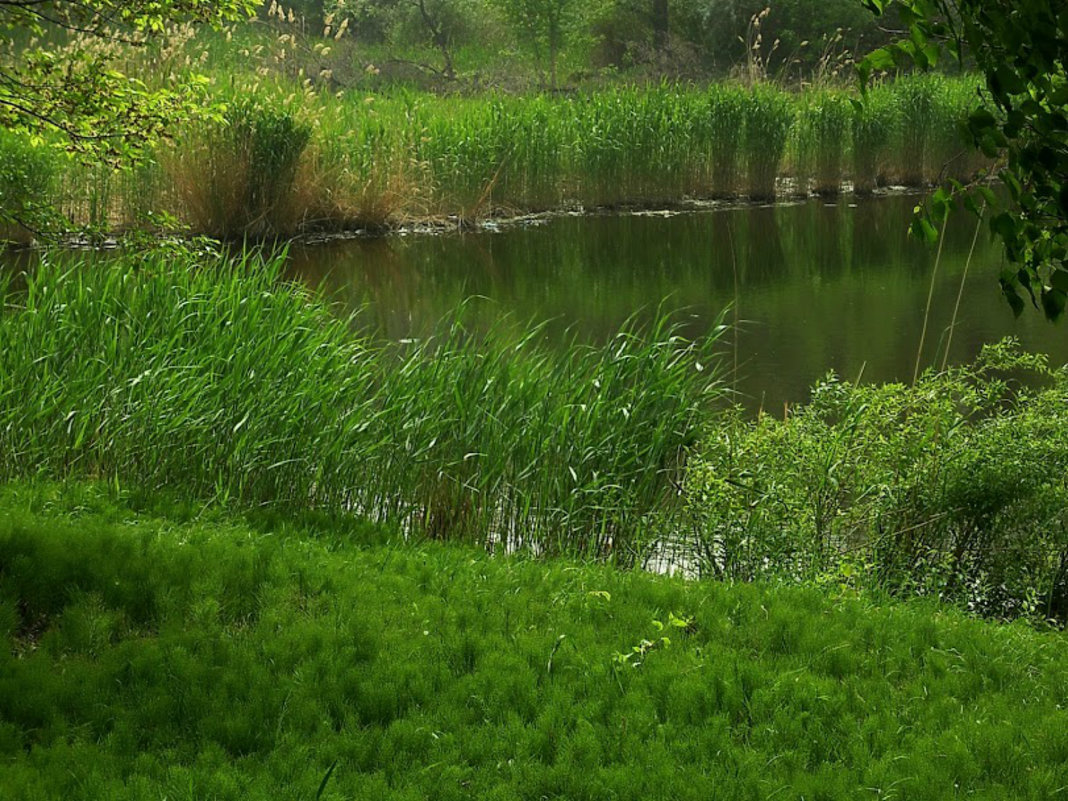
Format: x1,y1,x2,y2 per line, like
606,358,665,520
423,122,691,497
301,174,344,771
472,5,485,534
859,0,1068,319
686,340,1068,622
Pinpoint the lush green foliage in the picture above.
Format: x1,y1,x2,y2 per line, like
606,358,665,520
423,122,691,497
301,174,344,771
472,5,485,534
860,0,1068,319
1,481,1067,799
0,129,57,242
0,252,724,559
0,0,260,184
685,341,1068,621
21,75,982,238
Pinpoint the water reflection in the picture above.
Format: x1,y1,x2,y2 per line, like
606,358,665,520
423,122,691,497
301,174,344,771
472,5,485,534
288,193,1065,410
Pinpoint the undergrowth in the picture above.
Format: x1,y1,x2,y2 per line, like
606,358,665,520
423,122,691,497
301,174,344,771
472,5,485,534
685,340,1068,622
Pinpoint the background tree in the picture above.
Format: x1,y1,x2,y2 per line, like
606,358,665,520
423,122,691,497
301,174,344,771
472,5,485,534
859,0,1068,318
493,0,587,90
0,1,259,168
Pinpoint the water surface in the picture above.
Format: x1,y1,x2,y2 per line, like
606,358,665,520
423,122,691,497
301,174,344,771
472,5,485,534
289,193,1068,410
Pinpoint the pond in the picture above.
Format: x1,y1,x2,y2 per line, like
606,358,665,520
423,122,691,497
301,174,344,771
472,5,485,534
289,192,1067,411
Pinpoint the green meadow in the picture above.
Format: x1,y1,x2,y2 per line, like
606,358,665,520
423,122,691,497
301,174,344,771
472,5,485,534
1,481,1067,801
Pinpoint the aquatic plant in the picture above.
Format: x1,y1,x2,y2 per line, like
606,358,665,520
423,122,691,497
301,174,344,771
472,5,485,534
706,83,747,197
0,252,726,561
891,73,943,186
805,90,851,196
851,85,896,194
742,85,794,201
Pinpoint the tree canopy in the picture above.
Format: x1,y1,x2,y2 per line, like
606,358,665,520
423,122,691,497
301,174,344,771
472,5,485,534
1,1,260,166
859,0,1068,318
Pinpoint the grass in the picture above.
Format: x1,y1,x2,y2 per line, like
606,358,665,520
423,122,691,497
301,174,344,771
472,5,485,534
7,74,984,241
0,251,725,562
1,480,1067,800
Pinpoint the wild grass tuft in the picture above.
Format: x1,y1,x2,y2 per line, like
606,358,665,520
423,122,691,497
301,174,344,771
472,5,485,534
802,90,851,196
169,97,312,238
706,84,747,197
0,252,726,560
742,85,794,201
851,85,896,193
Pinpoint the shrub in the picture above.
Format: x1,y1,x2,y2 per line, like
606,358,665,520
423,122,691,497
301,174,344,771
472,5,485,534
685,340,1068,621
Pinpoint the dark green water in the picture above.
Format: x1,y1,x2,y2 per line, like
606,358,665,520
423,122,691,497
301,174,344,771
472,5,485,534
289,193,1068,410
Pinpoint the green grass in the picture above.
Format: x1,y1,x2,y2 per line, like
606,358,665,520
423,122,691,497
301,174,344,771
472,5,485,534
0,251,725,561
1,481,1067,800
10,74,985,240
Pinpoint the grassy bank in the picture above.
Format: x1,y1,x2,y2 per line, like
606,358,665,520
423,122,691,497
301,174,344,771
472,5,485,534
4,250,1068,622
4,74,985,241
1,481,1067,800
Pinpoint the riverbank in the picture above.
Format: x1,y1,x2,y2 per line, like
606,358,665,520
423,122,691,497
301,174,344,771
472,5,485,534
2,480,1067,800
3,75,986,243
3,251,1066,621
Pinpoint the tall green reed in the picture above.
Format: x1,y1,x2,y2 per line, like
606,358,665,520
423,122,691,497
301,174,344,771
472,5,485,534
742,86,794,201
851,85,896,194
802,90,851,196
0,253,727,562
707,84,747,198
891,73,942,186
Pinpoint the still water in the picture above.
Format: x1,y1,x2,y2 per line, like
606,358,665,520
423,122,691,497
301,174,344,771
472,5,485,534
289,193,1068,411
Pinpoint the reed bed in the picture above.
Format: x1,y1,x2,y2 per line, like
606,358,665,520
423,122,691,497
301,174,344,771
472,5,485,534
18,74,984,239
0,253,726,561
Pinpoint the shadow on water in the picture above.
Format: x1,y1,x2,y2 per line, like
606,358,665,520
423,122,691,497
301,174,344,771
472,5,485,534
288,193,1067,411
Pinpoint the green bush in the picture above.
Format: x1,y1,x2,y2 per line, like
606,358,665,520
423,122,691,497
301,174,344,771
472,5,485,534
685,340,1068,621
